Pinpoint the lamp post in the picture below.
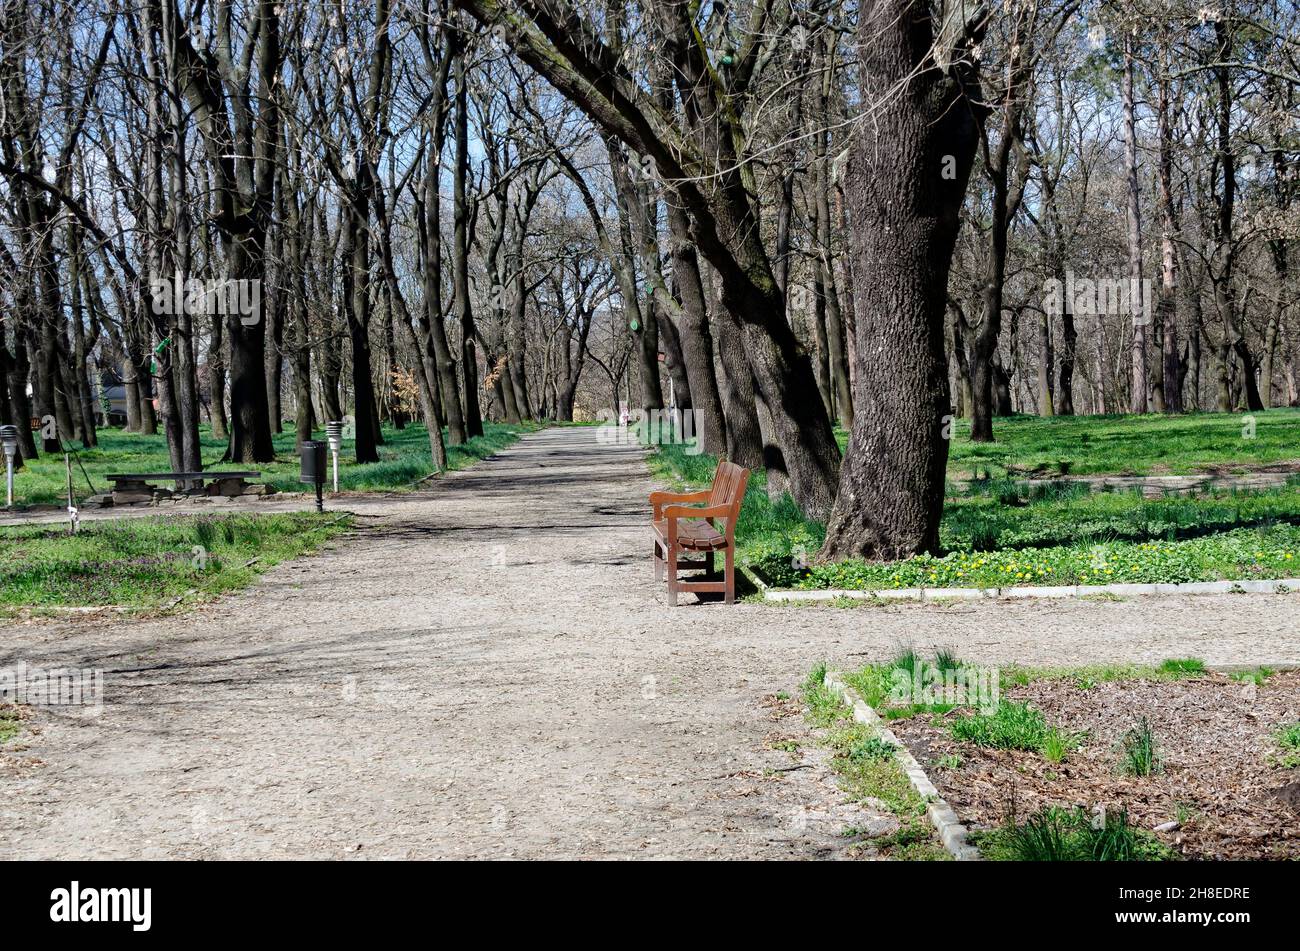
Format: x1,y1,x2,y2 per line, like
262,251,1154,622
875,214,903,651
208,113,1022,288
326,420,343,493
0,425,17,507
300,440,326,513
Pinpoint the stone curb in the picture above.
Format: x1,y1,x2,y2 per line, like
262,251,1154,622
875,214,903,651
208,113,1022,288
822,670,981,861
768,577,1300,603
739,564,768,593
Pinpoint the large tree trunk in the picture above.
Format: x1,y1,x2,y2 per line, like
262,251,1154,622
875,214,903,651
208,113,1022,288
166,0,279,462
664,201,726,455
708,274,763,470
1035,305,1054,417
341,206,381,463
420,104,466,444
814,31,853,429
820,0,980,561
1155,58,1182,414
1122,39,1149,413
1057,300,1077,416
451,42,483,439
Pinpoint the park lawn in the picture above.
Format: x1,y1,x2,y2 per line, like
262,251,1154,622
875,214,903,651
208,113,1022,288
933,408,1300,478
4,420,534,506
650,410,1300,591
0,512,352,609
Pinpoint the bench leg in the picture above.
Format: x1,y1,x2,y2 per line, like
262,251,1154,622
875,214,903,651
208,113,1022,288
666,545,678,607
653,540,663,582
705,550,715,578
724,546,735,605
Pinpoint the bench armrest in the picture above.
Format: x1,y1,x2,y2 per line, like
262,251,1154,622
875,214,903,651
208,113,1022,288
650,489,709,519
663,504,734,543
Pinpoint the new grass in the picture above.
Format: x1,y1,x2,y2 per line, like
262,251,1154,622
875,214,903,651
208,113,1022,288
972,805,1174,861
5,420,534,506
0,705,19,744
1119,717,1163,776
801,664,949,860
1001,658,1213,688
1272,722,1300,769
0,512,352,608
939,408,1300,478
651,412,1300,591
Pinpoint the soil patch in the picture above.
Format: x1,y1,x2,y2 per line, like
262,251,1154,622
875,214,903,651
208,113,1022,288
890,670,1300,859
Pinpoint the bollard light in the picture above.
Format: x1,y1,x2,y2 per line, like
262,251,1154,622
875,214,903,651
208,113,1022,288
326,420,343,493
0,424,17,507
299,440,327,513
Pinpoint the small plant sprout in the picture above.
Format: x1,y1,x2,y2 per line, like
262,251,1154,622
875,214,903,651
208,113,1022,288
1119,717,1162,776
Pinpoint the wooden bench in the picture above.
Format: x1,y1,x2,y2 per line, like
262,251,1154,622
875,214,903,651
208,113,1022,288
105,471,263,504
650,460,750,606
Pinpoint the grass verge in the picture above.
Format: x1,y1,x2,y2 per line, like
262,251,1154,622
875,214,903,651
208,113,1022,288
6,420,534,505
941,408,1300,478
801,663,949,860
0,512,352,609
651,431,1300,592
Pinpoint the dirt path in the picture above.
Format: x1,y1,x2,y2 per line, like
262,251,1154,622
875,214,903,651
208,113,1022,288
3,428,1298,859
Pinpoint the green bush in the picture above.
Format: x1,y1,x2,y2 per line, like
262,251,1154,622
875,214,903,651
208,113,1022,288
0,513,350,608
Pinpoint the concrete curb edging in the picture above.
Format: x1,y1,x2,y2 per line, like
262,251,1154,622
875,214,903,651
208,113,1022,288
823,670,981,861
739,564,768,593
769,576,1300,603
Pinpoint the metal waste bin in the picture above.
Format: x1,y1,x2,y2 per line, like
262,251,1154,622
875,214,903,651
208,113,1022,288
0,424,17,507
300,439,326,512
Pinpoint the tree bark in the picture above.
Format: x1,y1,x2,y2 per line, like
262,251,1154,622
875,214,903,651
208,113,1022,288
820,0,980,560
451,38,483,439
1122,39,1149,413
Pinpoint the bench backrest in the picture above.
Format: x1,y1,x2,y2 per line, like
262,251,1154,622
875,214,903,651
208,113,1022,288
708,460,750,524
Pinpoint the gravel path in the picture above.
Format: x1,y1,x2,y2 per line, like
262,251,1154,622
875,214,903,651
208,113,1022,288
3,427,1297,859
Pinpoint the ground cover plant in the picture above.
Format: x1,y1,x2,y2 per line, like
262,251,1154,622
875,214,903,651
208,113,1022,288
651,413,1300,592
0,513,352,609
5,421,532,506
801,664,948,860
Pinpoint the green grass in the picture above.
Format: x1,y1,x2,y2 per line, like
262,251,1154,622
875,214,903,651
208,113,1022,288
780,524,1300,591
5,420,534,506
0,512,351,608
1273,723,1300,769
0,705,19,744
650,413,1300,592
940,408,1300,478
973,805,1174,861
1158,658,1206,676
950,701,1054,751
1119,717,1162,776
1230,666,1276,685
801,665,948,860
843,650,979,719
1001,658,1213,687
941,484,1300,554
